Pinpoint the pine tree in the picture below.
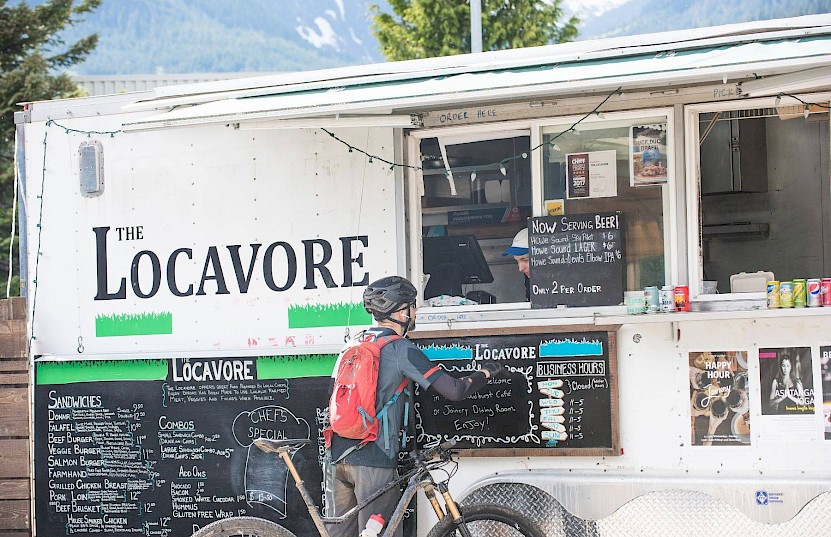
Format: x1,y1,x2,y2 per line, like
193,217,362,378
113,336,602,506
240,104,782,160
370,0,579,61
0,0,100,297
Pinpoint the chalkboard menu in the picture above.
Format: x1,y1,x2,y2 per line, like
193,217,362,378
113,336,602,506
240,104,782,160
35,331,619,536
35,356,333,537
413,327,619,456
528,212,624,308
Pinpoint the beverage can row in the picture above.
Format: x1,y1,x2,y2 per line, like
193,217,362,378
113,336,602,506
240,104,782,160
626,285,689,314
767,278,831,307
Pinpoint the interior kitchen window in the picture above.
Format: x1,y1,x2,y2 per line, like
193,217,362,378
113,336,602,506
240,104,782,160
694,104,830,295
541,114,671,292
418,131,532,305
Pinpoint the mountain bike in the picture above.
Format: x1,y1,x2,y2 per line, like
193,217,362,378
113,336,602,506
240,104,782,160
191,437,542,537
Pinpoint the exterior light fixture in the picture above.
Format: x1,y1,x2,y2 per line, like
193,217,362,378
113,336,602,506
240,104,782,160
78,141,104,196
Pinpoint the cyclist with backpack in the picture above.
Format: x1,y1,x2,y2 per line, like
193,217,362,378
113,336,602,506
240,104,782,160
325,275,505,537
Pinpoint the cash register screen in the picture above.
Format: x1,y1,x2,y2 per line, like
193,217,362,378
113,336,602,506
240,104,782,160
422,235,494,284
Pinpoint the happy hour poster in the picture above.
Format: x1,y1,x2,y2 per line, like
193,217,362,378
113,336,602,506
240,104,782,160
689,351,750,446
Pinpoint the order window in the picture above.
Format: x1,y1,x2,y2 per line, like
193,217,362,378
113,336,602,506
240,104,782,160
412,111,675,309
541,114,672,293
418,131,532,305
692,101,831,295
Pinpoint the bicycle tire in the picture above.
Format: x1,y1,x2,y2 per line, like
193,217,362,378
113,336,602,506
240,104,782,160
426,503,544,537
190,516,297,537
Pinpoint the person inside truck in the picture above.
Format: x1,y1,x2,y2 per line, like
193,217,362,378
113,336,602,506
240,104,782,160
501,227,530,301
326,276,506,537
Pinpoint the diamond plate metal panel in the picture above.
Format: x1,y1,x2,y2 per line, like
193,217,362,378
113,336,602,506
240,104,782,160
463,484,831,536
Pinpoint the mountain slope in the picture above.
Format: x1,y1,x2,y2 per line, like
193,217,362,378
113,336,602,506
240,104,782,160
577,0,831,39
56,0,831,75
60,0,383,74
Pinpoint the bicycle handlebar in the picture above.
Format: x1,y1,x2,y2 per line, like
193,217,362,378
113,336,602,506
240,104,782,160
410,439,457,464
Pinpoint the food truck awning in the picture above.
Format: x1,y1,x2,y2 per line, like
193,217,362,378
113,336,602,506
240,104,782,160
122,16,831,132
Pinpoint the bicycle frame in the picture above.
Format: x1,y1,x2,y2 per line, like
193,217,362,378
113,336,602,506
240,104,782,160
347,466,433,537
269,442,462,537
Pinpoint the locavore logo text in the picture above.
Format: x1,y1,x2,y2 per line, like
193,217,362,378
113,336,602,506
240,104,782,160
92,226,369,300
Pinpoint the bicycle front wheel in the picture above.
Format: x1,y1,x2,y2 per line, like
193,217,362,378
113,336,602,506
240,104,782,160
426,503,544,537
190,516,297,537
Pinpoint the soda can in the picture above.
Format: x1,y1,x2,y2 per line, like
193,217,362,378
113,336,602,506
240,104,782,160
766,281,780,308
807,279,822,307
792,279,807,307
674,285,690,312
779,281,793,308
624,291,646,314
644,286,660,313
821,278,831,306
660,286,675,313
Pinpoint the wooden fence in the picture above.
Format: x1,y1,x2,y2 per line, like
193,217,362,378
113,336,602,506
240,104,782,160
0,298,29,536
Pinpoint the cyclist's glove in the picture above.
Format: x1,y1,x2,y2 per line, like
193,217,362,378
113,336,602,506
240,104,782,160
480,362,508,379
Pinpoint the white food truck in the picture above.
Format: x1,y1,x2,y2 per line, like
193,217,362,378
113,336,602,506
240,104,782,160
16,15,831,537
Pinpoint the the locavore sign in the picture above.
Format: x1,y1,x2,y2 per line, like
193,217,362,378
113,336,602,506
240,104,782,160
93,226,370,300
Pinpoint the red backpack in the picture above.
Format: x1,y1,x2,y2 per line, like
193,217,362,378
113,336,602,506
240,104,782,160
326,333,407,448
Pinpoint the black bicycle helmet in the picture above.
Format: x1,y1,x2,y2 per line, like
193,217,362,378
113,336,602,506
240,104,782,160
363,276,418,319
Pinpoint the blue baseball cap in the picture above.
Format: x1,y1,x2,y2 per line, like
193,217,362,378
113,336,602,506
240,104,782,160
501,228,528,256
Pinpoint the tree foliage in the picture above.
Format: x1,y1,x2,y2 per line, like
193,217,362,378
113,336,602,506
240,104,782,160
370,0,579,61
0,0,99,297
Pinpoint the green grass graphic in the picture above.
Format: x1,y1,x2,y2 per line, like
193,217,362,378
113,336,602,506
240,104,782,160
96,312,173,337
257,354,338,379
287,302,371,329
35,355,336,384
36,359,168,385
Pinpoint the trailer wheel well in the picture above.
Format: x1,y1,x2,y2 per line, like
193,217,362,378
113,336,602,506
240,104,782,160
459,482,583,536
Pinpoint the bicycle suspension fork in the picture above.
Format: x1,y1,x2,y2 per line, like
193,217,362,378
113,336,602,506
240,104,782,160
422,483,445,521
427,482,472,537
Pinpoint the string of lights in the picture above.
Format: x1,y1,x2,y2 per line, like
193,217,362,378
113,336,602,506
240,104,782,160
321,128,421,172
321,88,831,187
774,92,831,117
28,120,122,349
322,86,624,178
48,119,122,137
7,140,18,298
28,122,51,349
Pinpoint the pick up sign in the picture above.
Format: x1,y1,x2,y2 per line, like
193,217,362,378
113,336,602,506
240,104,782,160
528,213,624,308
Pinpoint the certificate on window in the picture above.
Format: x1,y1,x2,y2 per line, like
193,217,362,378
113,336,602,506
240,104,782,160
566,150,617,199
630,124,668,186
